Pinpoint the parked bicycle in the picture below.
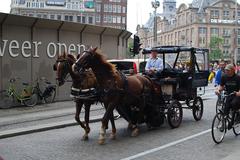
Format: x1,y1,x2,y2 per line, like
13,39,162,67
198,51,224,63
211,92,240,144
33,77,56,104
0,77,38,107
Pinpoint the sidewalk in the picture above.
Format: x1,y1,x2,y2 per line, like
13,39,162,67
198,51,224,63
0,100,105,139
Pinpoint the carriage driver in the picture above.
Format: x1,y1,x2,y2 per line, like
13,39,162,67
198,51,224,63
145,49,163,76
215,64,240,129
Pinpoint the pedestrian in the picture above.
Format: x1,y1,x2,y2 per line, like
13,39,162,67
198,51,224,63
214,60,225,87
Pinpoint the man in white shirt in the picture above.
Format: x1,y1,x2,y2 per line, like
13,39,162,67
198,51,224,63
145,50,163,75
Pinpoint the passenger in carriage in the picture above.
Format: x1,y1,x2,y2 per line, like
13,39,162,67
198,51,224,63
145,49,163,77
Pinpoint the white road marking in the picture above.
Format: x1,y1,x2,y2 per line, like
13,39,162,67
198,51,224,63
120,129,211,160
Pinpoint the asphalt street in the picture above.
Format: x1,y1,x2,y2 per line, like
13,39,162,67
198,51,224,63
1,83,240,160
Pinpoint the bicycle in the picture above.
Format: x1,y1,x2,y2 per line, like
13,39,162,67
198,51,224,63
215,90,225,114
33,77,56,103
0,77,38,107
211,92,240,144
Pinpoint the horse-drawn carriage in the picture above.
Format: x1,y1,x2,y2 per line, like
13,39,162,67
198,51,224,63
54,46,209,144
142,46,210,127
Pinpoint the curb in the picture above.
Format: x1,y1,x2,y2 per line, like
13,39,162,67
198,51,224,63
0,115,103,139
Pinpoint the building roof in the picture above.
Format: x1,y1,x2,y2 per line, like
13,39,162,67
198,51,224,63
191,0,218,13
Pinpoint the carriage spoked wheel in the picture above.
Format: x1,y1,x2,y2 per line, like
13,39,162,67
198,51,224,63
192,96,204,121
167,100,183,128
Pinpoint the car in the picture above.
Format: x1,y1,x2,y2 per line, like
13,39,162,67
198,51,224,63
108,58,172,75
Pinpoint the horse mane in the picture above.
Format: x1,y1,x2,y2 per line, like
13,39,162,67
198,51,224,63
58,52,76,64
92,49,116,73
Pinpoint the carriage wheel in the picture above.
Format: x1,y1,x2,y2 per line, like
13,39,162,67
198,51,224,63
167,100,183,128
192,96,203,121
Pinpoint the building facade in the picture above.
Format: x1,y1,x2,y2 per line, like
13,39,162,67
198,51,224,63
137,0,240,61
10,0,127,29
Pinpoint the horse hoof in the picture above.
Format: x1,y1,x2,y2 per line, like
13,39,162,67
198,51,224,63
98,139,105,145
131,128,139,137
81,135,89,141
110,133,116,140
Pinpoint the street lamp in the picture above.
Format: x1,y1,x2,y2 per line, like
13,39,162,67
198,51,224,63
234,0,238,65
151,0,160,47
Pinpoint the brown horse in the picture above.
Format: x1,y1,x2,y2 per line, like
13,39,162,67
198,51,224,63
74,48,154,144
53,52,117,140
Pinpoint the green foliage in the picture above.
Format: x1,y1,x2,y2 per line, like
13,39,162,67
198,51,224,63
209,36,224,61
126,41,134,58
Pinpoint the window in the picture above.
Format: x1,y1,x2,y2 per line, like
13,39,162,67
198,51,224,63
69,16,73,21
107,15,112,23
40,2,44,8
117,16,121,23
113,5,116,13
57,15,62,20
37,14,41,18
199,37,206,44
210,28,219,35
96,4,101,12
224,38,229,45
77,16,81,22
88,17,93,24
122,17,125,24
50,15,55,19
238,38,240,45
82,16,86,23
67,3,71,9
117,5,121,13
108,4,112,12
65,15,69,21
43,15,47,19
210,10,219,18
223,10,229,17
223,28,231,36
103,15,107,23
96,15,100,23
122,6,126,13
112,15,116,23
198,27,207,34
104,4,108,12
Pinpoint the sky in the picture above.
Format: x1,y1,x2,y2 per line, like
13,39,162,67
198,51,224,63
0,0,239,34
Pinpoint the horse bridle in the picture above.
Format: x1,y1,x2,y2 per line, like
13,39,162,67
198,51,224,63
56,59,70,83
74,50,94,74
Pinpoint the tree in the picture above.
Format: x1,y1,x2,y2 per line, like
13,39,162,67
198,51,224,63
209,36,224,61
126,41,134,58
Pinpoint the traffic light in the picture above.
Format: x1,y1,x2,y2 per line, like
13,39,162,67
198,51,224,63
130,35,142,56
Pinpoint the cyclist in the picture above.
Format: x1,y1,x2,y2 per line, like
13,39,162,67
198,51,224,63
215,64,240,128
145,49,163,76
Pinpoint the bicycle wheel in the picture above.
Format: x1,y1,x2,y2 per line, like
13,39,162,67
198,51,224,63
216,98,223,114
211,113,226,144
0,90,13,109
44,89,56,103
192,97,203,121
23,93,38,107
233,113,240,136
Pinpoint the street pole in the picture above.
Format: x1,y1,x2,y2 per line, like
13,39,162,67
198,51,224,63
151,0,160,47
234,0,238,65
